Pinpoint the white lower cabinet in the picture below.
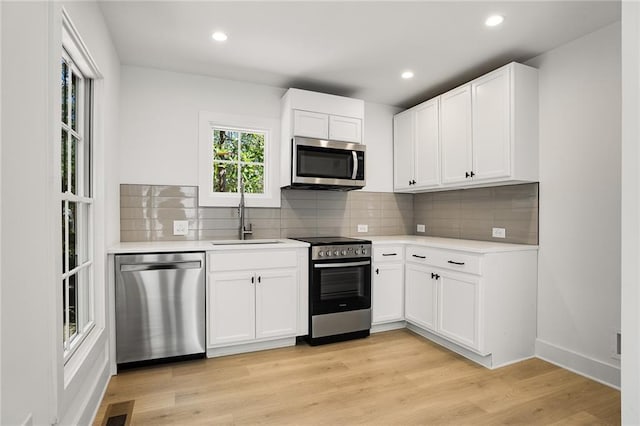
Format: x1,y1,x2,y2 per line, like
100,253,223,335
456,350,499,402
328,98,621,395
401,244,537,368
207,249,305,355
372,245,405,325
404,263,436,330
436,270,482,353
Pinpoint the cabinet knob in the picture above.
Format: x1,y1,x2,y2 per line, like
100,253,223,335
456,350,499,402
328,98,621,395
258,276,261,283
465,171,471,178
470,171,475,178
251,276,255,284
411,180,416,185
375,268,379,275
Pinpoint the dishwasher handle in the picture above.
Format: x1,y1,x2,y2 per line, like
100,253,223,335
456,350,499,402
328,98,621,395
120,261,202,272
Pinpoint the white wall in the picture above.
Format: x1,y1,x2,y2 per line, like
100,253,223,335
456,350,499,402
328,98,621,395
1,3,58,424
0,2,120,424
526,22,621,387
621,1,640,423
119,66,398,192
363,102,402,192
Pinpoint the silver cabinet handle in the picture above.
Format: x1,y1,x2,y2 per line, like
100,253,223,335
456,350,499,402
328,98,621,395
120,261,201,272
382,253,397,256
412,254,426,259
314,260,371,269
448,260,465,266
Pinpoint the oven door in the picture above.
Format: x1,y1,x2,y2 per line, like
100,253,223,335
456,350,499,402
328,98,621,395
292,137,365,187
311,258,371,315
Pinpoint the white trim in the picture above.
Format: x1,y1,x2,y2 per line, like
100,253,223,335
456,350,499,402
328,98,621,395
61,8,101,79
206,337,296,358
535,338,621,389
198,111,281,208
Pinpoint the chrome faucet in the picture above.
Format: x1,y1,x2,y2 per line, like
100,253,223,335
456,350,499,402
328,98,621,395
238,177,253,240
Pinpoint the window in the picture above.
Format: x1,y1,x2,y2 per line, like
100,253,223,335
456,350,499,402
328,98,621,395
199,112,280,207
212,127,265,194
61,47,94,362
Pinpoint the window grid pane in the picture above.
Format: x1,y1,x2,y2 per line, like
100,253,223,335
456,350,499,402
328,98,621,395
61,60,68,124
211,128,265,195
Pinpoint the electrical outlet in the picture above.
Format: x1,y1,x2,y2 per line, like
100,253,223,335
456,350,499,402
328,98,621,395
417,224,426,233
492,227,506,238
357,224,368,233
173,220,189,236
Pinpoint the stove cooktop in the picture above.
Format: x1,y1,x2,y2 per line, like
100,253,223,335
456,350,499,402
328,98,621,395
291,236,371,246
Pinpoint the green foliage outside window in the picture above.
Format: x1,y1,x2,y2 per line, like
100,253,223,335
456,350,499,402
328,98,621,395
212,128,265,193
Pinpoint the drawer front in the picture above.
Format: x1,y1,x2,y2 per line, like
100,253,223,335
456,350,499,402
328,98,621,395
373,245,405,262
406,246,482,275
209,250,298,272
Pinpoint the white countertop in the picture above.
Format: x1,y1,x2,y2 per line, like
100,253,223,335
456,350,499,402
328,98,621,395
108,238,309,254
108,236,536,255
369,235,538,253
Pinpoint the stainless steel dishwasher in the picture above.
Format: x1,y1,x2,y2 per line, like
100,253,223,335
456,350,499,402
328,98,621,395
115,252,206,365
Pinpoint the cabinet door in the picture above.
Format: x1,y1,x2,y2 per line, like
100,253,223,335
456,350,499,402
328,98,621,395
404,263,437,330
209,271,255,346
372,262,404,324
441,85,472,185
472,67,511,181
437,271,484,353
393,110,414,191
414,98,440,188
255,268,298,339
293,110,329,139
329,115,362,143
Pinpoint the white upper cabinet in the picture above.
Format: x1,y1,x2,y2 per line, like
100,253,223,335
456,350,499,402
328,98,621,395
440,84,473,185
393,110,414,191
329,115,362,143
293,110,329,139
471,66,511,181
393,98,440,192
393,62,538,192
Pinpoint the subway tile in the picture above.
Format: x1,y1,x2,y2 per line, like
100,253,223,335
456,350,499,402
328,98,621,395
349,209,382,220
199,218,239,230
247,218,281,230
281,189,317,200
198,229,239,240
250,228,282,239
151,230,198,241
316,199,349,210
120,184,151,197
460,206,494,222
120,207,151,219
152,197,197,209
427,226,461,239
156,218,198,231
460,219,494,241
317,217,349,228
281,198,318,210
245,208,281,220
152,185,197,198
152,208,198,220
349,191,381,203
281,208,318,219
281,217,317,229
198,207,237,219
315,209,349,219
120,230,153,242
316,226,350,237
316,191,349,203
120,219,154,231
432,190,461,202
281,228,318,238
120,196,152,208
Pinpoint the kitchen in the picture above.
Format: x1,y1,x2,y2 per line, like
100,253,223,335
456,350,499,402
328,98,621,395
0,1,637,425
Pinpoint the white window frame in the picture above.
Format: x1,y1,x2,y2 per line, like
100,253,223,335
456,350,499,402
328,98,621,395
198,111,280,207
60,9,102,367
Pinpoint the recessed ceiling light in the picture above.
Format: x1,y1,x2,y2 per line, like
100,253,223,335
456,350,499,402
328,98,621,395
485,15,504,27
401,71,414,79
212,31,228,42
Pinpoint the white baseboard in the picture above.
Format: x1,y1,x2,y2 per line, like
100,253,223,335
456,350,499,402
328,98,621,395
371,321,406,333
535,338,620,389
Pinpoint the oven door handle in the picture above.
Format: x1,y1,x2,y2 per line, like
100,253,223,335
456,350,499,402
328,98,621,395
314,260,371,269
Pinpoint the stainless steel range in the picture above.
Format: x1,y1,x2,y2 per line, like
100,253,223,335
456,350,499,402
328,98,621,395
293,237,372,345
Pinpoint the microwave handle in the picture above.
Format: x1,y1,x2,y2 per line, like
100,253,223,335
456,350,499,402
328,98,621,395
351,151,358,180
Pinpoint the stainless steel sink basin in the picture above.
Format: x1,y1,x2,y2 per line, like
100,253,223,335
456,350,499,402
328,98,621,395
210,239,283,246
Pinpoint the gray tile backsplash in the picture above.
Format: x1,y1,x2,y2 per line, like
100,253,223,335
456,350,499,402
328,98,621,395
120,183,538,245
413,183,539,245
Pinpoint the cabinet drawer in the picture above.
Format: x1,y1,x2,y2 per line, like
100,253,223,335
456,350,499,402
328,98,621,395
406,246,482,275
209,250,298,272
373,245,404,262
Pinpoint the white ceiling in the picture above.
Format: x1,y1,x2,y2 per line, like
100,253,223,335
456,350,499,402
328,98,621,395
98,1,620,108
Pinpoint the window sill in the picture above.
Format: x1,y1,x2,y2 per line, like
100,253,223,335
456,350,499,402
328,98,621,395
63,325,105,389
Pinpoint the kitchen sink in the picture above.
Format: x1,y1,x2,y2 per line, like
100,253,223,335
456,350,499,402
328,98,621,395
210,239,283,246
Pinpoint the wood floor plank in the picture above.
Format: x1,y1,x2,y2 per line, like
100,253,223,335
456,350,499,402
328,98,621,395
94,329,620,425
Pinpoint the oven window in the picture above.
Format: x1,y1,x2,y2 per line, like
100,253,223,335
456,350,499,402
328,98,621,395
297,146,353,179
319,268,365,300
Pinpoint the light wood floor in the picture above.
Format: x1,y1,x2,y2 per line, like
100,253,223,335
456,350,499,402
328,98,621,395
94,329,620,425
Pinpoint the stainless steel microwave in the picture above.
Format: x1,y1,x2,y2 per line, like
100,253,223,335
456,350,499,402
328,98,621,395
291,137,365,190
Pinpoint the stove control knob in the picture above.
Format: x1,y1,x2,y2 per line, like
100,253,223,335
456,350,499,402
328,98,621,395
341,250,346,255
361,248,367,255
326,250,332,257
318,251,323,257
334,250,339,256
355,249,360,255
